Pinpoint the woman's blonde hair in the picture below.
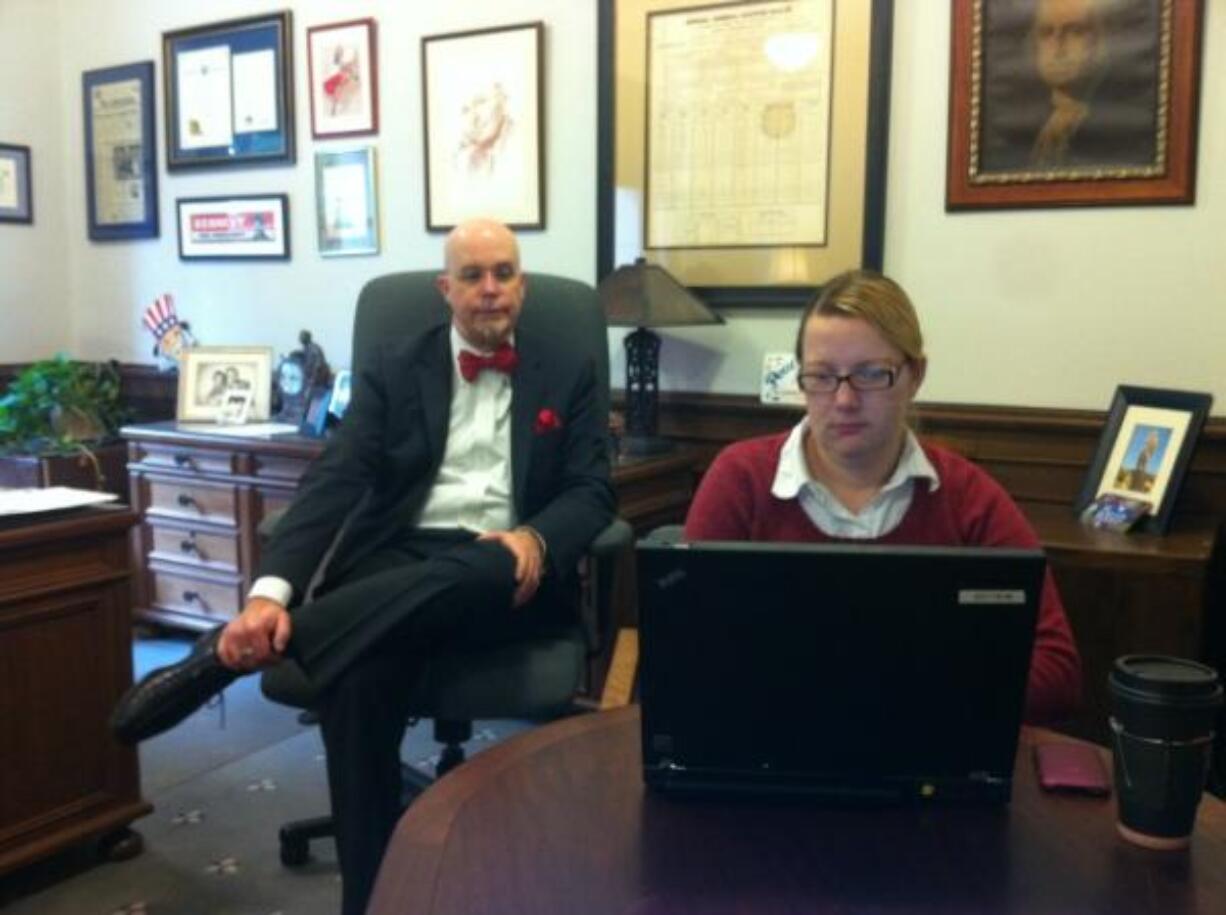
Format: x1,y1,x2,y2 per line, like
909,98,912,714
794,269,925,365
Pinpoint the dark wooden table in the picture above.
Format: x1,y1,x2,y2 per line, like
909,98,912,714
368,705,1226,915
0,505,150,875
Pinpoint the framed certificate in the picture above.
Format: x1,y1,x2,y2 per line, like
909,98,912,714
162,11,295,170
176,194,290,261
82,61,158,240
597,0,895,308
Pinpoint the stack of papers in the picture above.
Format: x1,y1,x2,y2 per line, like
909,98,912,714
0,486,119,517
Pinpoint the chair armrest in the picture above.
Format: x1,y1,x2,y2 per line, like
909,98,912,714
258,508,287,546
643,524,684,544
581,518,634,658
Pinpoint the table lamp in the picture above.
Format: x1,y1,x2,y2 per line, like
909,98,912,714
598,258,724,456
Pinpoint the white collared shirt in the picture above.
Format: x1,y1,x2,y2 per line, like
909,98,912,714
771,419,940,539
249,325,515,607
413,325,515,533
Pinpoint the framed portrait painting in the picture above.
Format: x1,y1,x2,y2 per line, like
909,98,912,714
0,143,32,224
162,11,295,170
947,0,1205,209
307,18,378,138
82,61,158,240
177,346,274,423
177,194,290,260
1075,385,1212,534
597,0,895,308
421,22,544,231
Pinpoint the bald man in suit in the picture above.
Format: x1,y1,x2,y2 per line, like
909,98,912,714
114,218,615,914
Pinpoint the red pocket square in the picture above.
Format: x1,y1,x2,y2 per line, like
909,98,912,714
534,408,563,434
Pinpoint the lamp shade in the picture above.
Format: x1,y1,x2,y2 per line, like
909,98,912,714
598,258,725,328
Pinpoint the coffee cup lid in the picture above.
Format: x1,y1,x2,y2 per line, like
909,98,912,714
1111,655,1223,705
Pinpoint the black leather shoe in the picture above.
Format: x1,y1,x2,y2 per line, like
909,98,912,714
110,626,239,745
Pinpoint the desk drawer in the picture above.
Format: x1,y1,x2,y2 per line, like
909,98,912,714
131,443,238,476
149,566,242,621
145,478,238,526
148,524,240,573
254,454,311,482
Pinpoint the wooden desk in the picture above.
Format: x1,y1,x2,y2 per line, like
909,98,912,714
0,507,151,875
369,706,1226,915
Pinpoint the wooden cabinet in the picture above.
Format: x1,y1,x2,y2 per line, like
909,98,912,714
0,507,150,875
123,423,317,631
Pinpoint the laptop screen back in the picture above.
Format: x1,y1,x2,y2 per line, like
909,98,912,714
637,541,1044,800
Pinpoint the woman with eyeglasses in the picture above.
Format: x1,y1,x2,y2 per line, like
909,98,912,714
684,269,1081,725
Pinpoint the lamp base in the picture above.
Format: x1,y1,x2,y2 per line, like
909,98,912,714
619,434,674,457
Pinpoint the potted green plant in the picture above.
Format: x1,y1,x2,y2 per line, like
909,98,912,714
0,356,130,496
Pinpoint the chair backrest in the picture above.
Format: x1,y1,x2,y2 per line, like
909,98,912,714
351,271,609,417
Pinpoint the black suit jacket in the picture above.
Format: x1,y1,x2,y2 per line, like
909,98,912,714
256,321,616,602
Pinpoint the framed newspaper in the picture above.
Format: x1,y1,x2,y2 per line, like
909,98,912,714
82,61,158,240
597,0,895,308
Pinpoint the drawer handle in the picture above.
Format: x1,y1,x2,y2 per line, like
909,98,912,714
182,590,208,609
173,453,194,468
179,538,200,555
177,493,199,509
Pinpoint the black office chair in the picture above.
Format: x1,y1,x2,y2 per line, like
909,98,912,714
259,270,630,867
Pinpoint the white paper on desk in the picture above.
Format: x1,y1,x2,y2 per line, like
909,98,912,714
175,422,300,438
0,487,118,517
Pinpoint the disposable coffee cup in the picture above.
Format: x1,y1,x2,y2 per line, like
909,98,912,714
1108,655,1222,850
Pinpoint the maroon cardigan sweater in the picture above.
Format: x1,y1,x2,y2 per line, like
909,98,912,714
684,433,1082,726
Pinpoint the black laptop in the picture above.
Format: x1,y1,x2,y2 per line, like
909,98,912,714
637,540,1045,803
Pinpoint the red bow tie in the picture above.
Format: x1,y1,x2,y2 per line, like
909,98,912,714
458,343,518,382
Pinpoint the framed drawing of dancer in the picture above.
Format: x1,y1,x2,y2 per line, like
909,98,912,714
307,18,378,139
421,22,544,230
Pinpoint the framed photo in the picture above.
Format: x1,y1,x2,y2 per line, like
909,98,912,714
597,0,895,308
299,386,333,438
162,11,295,170
947,0,1204,210
1075,385,1212,534
307,18,378,138
82,62,158,240
177,346,274,422
421,22,544,231
177,194,290,261
0,143,32,224
328,369,352,420
315,147,379,257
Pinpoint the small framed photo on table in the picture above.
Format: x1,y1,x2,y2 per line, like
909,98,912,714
177,194,290,260
307,18,378,138
315,147,379,257
0,143,32,224
177,346,274,423
83,61,158,240
1075,385,1213,534
162,11,295,170
421,21,544,231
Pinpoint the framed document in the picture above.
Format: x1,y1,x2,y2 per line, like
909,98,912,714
176,194,290,261
307,18,378,139
0,143,32,224
315,147,379,257
82,62,158,240
947,0,1204,210
598,0,895,308
421,22,545,231
162,11,295,170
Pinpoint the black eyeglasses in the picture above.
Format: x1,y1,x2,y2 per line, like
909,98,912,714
797,363,904,394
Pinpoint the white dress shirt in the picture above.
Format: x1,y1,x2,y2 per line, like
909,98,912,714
249,325,516,607
770,419,940,539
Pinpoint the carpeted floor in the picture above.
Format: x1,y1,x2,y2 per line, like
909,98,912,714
1,632,530,915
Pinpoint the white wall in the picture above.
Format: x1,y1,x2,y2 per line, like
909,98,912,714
0,0,71,361
2,0,1224,413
